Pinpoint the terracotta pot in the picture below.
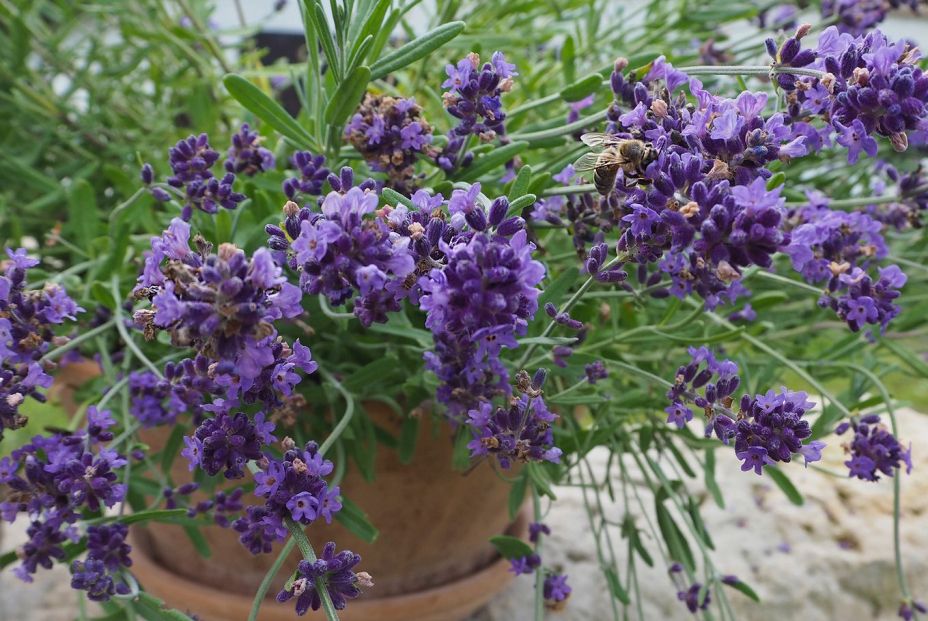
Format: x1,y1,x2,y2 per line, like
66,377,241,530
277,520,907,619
130,403,526,621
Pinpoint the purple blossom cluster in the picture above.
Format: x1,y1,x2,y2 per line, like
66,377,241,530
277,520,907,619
436,51,516,172
345,94,433,190
669,564,711,614
466,391,561,469
0,248,82,436
820,0,899,36
269,182,416,327
69,524,132,601
182,411,273,479
775,26,928,160
837,414,912,480
225,123,275,176
665,346,740,439
824,263,906,333
0,409,127,583
604,56,802,309
233,440,341,555
164,133,246,221
276,542,369,615
418,189,544,415
134,217,306,381
283,151,331,200
734,388,824,475
509,523,572,609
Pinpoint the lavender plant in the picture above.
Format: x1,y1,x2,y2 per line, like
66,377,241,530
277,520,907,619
2,1,928,620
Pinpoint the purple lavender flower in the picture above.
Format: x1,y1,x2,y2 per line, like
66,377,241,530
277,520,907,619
275,542,368,614
234,440,340,554
666,347,740,441
0,249,83,435
165,133,246,220
584,360,608,384
509,553,541,575
821,0,890,35
186,411,268,479
345,94,433,190
283,151,331,200
466,393,562,469
837,414,911,481
543,573,572,608
734,388,821,474
437,51,516,172
225,123,275,176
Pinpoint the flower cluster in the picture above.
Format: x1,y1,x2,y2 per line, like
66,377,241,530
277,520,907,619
225,123,275,176
509,523,571,609
0,411,127,583
669,564,711,614
436,51,517,172
825,263,906,333
345,94,433,190
776,27,928,160
283,151,331,201
134,218,305,377
165,133,246,221
734,388,824,474
466,373,561,469
604,56,801,309
276,542,370,615
0,248,82,436
837,414,912,480
182,411,273,479
233,440,341,554
69,524,133,601
665,346,740,439
821,0,891,36
418,190,544,415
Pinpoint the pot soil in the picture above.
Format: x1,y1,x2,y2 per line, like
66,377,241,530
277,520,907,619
130,402,526,621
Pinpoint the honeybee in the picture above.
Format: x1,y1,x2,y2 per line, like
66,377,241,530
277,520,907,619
574,133,658,195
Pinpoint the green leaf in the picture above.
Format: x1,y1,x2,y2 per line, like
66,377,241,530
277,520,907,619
538,267,580,310
305,0,341,80
748,291,789,311
335,496,379,543
526,171,553,196
508,473,528,519
527,462,557,500
722,577,761,602
370,21,466,80
452,427,472,471
397,415,419,464
66,179,101,252
342,356,397,393
766,466,803,505
93,509,189,526
559,72,604,102
561,35,576,83
183,524,212,557
458,141,529,182
223,74,315,148
133,592,198,621
504,193,537,218
517,336,577,346
655,503,694,572
380,187,415,209
350,0,391,62
324,65,372,125
489,535,534,559
91,282,118,310
765,171,786,190
508,165,533,201
879,338,928,378
604,568,631,605
214,209,232,244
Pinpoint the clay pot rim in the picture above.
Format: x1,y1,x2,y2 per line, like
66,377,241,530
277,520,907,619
129,508,529,621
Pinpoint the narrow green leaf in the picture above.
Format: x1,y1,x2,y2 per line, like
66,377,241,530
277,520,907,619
705,449,725,508
561,35,576,83
452,427,471,471
306,1,341,80
161,424,186,474
90,282,118,310
504,193,537,218
183,524,212,557
345,34,374,75
517,336,577,346
66,179,101,252
508,473,528,519
134,592,198,621
351,0,391,61
458,141,529,182
380,187,415,209
489,535,534,559
559,72,604,102
335,496,379,543
538,267,580,310
342,356,397,392
507,164,533,201
722,577,761,602
397,415,419,464
370,21,466,80
655,503,694,572
880,338,928,378
324,65,371,125
765,171,786,190
766,466,803,505
223,74,315,148
604,568,631,605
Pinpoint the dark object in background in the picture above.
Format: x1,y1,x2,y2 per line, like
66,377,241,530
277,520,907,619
254,31,306,116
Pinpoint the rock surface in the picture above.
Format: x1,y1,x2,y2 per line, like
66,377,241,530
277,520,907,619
3,408,927,621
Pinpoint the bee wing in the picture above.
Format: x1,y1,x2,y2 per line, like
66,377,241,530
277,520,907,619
580,132,621,148
573,152,603,172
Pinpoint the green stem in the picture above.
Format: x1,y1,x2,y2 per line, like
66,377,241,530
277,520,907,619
248,537,297,621
317,367,356,457
40,319,115,362
532,487,545,621
681,64,827,80
541,183,596,197
509,108,610,142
